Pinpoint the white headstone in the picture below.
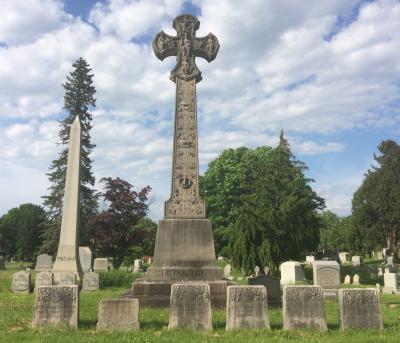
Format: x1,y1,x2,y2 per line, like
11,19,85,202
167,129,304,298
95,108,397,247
254,266,260,276
352,256,362,267
353,274,360,285
52,116,83,283
224,264,232,280
133,259,143,272
79,247,92,272
313,260,340,300
338,252,348,264
280,261,306,286
35,254,53,271
94,258,109,272
344,275,351,284
306,255,315,265
383,271,398,294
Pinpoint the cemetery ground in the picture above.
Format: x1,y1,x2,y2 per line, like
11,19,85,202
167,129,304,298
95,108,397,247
1,261,400,342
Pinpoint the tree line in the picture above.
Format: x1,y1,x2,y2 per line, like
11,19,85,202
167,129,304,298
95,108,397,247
1,58,399,273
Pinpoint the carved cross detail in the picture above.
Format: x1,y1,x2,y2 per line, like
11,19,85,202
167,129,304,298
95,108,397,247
153,14,219,83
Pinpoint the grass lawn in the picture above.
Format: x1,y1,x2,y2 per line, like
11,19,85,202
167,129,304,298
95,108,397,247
1,263,400,342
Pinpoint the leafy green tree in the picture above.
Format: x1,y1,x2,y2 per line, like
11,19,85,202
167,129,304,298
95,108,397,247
41,57,97,254
201,132,324,274
352,140,400,257
88,177,151,269
0,204,46,261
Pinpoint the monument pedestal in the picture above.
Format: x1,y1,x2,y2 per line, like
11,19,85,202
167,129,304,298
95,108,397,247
131,219,235,308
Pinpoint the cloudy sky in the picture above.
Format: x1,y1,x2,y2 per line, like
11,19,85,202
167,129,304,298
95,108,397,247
0,0,399,220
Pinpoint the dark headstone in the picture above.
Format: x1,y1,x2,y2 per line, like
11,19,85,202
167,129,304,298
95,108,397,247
248,274,281,304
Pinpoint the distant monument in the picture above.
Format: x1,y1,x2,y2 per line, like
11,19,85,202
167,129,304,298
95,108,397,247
52,116,83,284
132,14,233,307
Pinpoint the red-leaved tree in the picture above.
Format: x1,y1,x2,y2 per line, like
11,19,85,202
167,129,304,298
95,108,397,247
89,177,151,269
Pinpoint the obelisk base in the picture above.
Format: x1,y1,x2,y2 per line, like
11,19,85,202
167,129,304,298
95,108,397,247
52,244,82,284
130,218,235,308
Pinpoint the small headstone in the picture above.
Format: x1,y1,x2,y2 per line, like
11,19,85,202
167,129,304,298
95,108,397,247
344,275,351,284
338,252,348,264
376,283,381,293
35,254,53,271
168,283,212,331
25,267,31,271
352,256,362,267
34,271,53,292
226,286,270,330
383,248,388,257
377,251,383,260
305,255,315,265
217,256,224,262
97,299,139,331
353,274,360,285
11,271,30,293
263,266,269,275
283,286,327,330
383,271,398,294
133,259,143,272
378,267,383,277
54,272,77,286
339,288,382,330
313,260,340,299
79,247,92,272
280,261,306,286
254,266,260,276
224,264,232,280
94,258,108,272
32,285,78,328
248,274,281,305
386,256,396,272
82,271,99,291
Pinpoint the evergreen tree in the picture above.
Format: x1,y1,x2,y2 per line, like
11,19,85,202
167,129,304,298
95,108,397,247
41,57,97,254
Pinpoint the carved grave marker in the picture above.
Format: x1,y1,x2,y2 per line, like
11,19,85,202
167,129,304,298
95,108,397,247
82,271,99,291
11,271,30,293
97,299,139,331
34,272,53,293
313,260,340,299
248,274,281,305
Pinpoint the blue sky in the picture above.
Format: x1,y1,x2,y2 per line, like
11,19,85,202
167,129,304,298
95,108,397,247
0,0,399,219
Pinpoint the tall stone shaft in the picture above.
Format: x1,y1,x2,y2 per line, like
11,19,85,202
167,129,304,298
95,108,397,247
52,116,83,280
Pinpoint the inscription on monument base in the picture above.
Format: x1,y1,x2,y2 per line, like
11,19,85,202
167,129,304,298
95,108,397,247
32,285,78,328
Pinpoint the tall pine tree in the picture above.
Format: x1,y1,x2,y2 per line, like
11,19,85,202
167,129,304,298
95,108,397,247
41,57,97,254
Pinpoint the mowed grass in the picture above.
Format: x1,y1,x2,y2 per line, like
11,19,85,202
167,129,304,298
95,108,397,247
1,264,400,343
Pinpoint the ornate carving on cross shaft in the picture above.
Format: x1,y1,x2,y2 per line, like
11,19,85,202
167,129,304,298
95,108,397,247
153,14,219,218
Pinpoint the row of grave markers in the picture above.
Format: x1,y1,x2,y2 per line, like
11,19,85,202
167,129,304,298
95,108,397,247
31,284,382,330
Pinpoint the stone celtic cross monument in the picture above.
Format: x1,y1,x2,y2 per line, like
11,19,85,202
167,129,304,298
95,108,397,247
132,14,232,307
52,116,83,284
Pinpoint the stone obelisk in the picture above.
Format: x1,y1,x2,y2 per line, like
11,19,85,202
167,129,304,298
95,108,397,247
52,115,83,284
131,14,233,307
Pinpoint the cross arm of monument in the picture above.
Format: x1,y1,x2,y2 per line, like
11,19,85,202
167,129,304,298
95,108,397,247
152,14,219,83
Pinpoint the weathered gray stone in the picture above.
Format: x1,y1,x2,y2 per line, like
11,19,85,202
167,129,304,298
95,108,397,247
133,259,143,272
82,271,99,291
280,261,306,286
352,255,362,267
97,299,139,331
313,260,340,299
353,274,360,285
11,271,30,293
168,283,212,330
54,272,77,286
79,247,92,272
32,285,78,328
339,288,383,330
224,264,232,279
254,266,260,276
283,286,327,330
94,258,109,272
52,116,83,281
35,254,52,271
34,272,52,292
378,267,383,276
226,286,269,330
248,274,281,305
383,271,398,294
344,275,351,284
377,251,383,260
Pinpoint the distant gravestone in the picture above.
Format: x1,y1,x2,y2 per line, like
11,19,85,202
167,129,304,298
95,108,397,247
254,266,260,276
32,285,78,328
344,275,351,284
224,264,232,280
263,266,269,275
168,283,212,331
34,272,52,293
339,289,383,330
35,254,52,271
306,256,315,265
378,267,383,277
226,286,270,330
313,260,340,299
353,274,360,285
383,272,398,294
11,271,30,293
386,256,395,272
97,299,139,331
280,261,306,286
248,274,281,305
377,251,383,260
217,256,224,262
352,256,362,267
82,271,99,291
94,258,108,272
55,273,77,286
79,247,92,272
283,286,327,330
338,252,348,264
133,259,143,272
